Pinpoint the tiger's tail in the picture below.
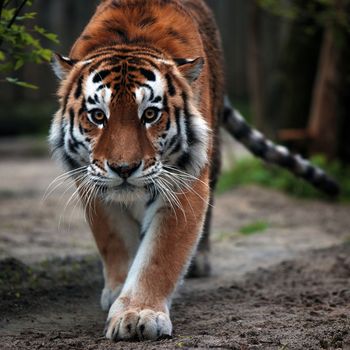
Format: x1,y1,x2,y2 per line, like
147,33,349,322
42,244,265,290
222,97,340,197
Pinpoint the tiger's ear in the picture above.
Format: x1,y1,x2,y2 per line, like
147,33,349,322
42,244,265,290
175,57,204,83
51,53,76,80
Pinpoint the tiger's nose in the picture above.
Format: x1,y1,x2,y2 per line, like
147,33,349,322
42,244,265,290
107,161,142,179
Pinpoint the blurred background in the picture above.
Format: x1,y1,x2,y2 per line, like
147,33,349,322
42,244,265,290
1,0,349,199
1,0,350,162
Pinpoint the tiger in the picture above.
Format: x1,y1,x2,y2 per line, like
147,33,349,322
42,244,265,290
49,0,339,342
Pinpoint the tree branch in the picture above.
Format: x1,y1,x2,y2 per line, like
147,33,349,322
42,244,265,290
0,0,28,48
7,0,29,28
4,0,14,8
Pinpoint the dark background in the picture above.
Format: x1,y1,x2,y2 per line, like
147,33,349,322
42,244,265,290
0,0,349,162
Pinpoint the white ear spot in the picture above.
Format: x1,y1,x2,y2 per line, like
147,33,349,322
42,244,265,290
51,53,75,80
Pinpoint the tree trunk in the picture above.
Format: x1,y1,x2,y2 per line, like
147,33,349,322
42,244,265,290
265,0,323,148
247,0,264,129
337,29,350,164
308,28,339,159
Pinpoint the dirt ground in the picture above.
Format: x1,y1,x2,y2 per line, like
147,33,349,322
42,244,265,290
0,154,350,349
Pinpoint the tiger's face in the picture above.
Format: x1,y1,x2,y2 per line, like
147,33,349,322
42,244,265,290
50,46,209,203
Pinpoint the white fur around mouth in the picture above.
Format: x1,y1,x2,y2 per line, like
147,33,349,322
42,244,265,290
104,186,148,203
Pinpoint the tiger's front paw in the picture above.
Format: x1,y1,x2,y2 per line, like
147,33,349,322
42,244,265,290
105,305,172,341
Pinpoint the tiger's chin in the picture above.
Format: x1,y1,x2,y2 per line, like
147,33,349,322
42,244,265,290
102,185,148,204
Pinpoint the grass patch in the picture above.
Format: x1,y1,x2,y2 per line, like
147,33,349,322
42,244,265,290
239,221,269,235
217,155,350,202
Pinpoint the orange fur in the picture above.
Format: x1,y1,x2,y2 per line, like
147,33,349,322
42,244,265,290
85,198,130,290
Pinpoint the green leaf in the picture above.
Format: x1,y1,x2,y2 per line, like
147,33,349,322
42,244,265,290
0,3,58,90
34,26,59,44
6,77,38,89
16,12,37,21
1,9,16,21
14,59,24,70
37,48,53,61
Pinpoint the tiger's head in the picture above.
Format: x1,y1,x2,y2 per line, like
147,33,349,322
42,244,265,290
50,45,210,203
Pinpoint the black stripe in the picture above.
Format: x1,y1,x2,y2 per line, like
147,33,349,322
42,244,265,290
152,96,162,103
62,152,80,170
168,136,178,150
86,46,163,60
277,153,296,170
175,107,182,137
165,115,171,131
140,230,146,241
78,98,87,115
88,52,160,69
74,76,83,99
146,193,158,207
167,29,188,45
163,95,169,114
182,93,198,146
62,94,69,115
301,165,315,182
93,70,110,83
170,140,182,155
167,108,183,155
140,84,154,100
81,34,92,41
69,108,88,152
87,96,96,105
165,74,176,96
183,118,195,146
140,68,156,81
68,139,78,154
69,109,78,153
250,139,268,158
138,16,157,28
234,122,251,140
103,20,129,42
177,152,191,169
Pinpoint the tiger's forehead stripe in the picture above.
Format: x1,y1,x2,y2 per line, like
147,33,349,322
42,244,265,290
75,55,165,105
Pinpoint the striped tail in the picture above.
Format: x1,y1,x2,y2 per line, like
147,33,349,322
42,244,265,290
222,97,340,197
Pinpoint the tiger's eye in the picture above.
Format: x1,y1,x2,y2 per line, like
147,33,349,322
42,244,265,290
89,109,106,126
142,107,160,124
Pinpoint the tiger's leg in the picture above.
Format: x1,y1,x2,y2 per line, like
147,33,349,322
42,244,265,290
187,137,221,278
85,198,140,311
187,195,213,277
105,170,209,341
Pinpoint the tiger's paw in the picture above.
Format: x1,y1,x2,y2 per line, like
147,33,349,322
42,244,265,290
105,307,172,341
101,286,122,312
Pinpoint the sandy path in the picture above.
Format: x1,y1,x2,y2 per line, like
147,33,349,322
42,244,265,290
0,157,349,349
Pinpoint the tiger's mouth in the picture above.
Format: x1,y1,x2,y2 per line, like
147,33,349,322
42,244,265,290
113,182,137,191
89,177,151,203
93,180,139,193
